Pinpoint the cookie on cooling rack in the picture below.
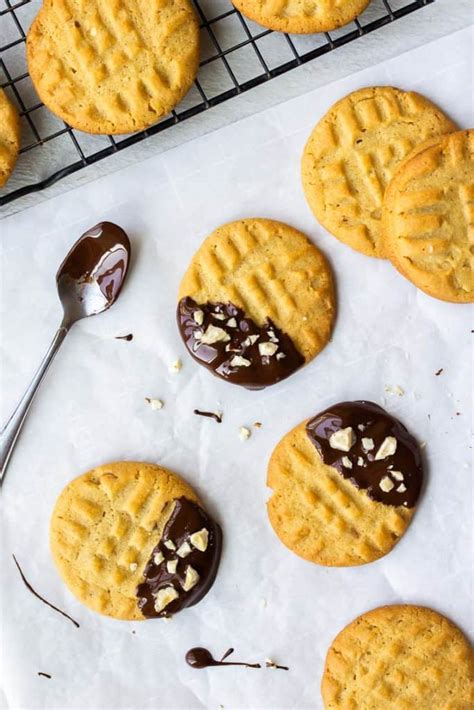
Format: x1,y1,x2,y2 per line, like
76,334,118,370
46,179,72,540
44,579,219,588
233,0,371,34
301,86,456,258
382,129,473,303
177,218,336,389
0,88,20,188
50,462,222,620
27,0,199,134
321,605,474,709
267,401,423,566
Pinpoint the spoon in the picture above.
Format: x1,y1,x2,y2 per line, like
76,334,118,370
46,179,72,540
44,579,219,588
0,221,131,482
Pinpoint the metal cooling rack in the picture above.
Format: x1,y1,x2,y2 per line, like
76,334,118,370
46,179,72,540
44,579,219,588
1,0,434,208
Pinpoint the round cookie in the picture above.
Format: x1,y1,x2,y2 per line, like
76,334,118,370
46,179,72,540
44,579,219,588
267,401,423,566
383,129,474,303
177,218,336,389
301,86,456,258
0,88,21,187
322,605,474,709
233,0,371,34
50,462,222,620
27,0,199,134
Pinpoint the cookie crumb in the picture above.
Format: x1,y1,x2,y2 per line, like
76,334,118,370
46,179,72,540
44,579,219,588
145,397,163,410
170,359,182,374
254,422,262,428
384,385,405,396
239,426,251,441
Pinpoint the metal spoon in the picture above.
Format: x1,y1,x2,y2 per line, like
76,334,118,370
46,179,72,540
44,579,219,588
0,221,131,482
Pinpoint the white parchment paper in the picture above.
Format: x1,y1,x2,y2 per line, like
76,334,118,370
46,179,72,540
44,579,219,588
1,27,473,710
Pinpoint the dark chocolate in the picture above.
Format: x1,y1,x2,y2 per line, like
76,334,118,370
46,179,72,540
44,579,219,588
115,333,133,341
12,555,80,628
193,409,222,423
136,498,222,618
56,222,130,318
177,297,304,389
306,401,423,508
185,647,261,669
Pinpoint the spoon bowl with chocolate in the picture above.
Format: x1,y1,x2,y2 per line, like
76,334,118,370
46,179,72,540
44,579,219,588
0,222,131,481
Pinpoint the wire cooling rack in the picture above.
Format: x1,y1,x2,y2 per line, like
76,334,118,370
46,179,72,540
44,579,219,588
1,0,434,208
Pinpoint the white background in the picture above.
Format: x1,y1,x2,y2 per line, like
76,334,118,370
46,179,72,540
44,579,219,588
1,27,473,710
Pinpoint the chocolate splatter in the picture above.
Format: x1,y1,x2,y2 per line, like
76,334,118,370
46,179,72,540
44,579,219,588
177,298,304,389
115,333,133,341
193,409,222,423
137,498,222,618
435,368,443,376
266,659,289,671
306,401,423,508
12,555,80,628
186,647,261,669
38,672,52,679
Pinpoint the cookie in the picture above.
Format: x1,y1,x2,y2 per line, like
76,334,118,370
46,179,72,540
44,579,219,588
301,86,456,258
177,218,336,389
233,0,371,34
50,462,222,620
322,605,474,709
382,129,474,303
0,88,21,187
267,401,423,566
27,0,199,135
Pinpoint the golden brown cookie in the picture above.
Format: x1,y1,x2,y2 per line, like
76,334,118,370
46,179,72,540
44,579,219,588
233,0,371,34
50,462,222,620
27,0,199,134
322,605,474,709
177,218,336,389
0,88,21,187
383,129,474,303
301,86,456,258
267,401,423,566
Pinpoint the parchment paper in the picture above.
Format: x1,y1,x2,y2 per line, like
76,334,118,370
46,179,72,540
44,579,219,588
1,27,473,710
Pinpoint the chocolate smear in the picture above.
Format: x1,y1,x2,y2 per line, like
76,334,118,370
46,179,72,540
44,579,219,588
193,409,222,423
115,333,133,341
13,555,80,628
136,498,222,618
38,673,52,679
306,401,423,508
186,647,261,669
177,298,304,389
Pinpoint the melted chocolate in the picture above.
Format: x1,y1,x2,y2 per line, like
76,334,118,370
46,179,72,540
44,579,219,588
115,333,133,341
185,647,261,669
13,555,80,628
177,298,304,389
193,409,222,423
57,222,130,319
136,498,222,618
306,401,423,508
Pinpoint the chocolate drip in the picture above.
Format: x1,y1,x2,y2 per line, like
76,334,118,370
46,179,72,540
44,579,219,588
12,555,80,628
193,409,222,423
115,333,133,341
57,222,130,317
185,647,261,669
306,401,423,508
136,498,222,618
177,298,304,389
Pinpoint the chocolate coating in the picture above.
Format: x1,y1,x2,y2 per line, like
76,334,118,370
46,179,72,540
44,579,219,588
177,297,304,389
185,647,261,669
137,498,222,618
306,401,423,508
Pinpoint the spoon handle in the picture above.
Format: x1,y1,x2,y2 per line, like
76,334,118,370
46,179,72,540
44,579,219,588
0,325,69,483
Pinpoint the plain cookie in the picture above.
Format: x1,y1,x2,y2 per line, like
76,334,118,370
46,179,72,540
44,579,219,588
322,605,474,709
177,218,336,388
27,0,199,134
383,129,474,303
0,88,21,187
267,401,423,566
50,462,222,620
233,0,371,34
301,86,456,257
